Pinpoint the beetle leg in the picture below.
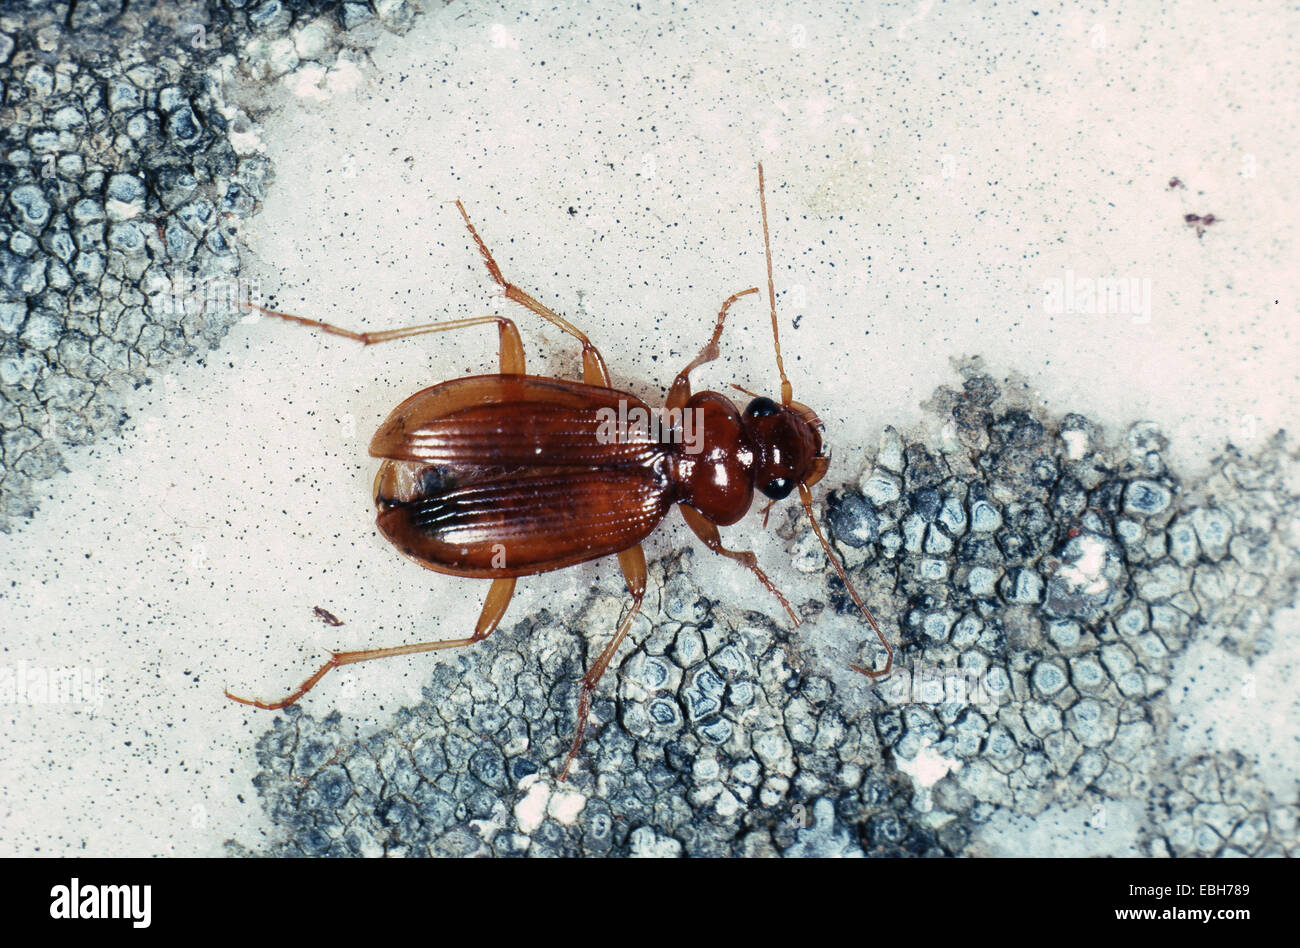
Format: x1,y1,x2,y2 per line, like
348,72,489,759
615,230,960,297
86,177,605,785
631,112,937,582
454,200,612,386
677,503,799,628
496,319,526,373
225,577,517,710
559,545,647,781
665,288,759,411
242,303,526,373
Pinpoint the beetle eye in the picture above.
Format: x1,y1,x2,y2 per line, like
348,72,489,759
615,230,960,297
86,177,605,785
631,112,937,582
746,396,781,418
761,476,793,500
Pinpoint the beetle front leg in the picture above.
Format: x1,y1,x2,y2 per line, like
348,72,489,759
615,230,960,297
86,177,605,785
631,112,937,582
678,503,799,627
226,577,517,710
558,545,647,781
665,287,758,411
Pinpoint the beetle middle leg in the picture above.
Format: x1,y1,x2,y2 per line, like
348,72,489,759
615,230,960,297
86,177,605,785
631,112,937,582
455,200,613,386
559,544,647,781
225,577,517,710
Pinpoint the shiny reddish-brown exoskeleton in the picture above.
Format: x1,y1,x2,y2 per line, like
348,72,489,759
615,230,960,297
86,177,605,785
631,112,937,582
227,164,894,779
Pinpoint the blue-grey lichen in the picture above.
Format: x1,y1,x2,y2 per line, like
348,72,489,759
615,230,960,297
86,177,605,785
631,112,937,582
237,361,1299,856
830,361,1299,854
0,0,419,531
1143,753,1298,858
237,556,938,858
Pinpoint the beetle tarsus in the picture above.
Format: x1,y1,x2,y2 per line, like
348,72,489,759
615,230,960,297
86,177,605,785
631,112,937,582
225,653,343,710
850,654,894,679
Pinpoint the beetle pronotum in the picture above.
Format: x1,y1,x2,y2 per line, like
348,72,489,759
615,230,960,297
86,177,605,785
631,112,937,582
227,164,894,779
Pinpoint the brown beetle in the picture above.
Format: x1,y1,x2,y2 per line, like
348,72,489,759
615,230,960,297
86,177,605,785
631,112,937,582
227,164,894,779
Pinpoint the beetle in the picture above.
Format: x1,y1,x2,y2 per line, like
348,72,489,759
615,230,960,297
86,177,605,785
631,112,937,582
226,164,894,779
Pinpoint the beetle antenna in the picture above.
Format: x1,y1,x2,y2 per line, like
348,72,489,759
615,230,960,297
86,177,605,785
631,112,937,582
797,482,894,678
757,162,794,407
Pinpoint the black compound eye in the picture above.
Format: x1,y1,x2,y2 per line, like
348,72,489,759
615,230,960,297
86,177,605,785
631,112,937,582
761,477,794,500
746,396,781,418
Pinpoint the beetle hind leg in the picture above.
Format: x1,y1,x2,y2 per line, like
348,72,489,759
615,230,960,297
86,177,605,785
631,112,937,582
558,545,647,781
225,577,517,711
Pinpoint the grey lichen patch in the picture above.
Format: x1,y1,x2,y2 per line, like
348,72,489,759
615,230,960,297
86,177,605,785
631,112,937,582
238,362,1298,856
1142,753,1300,858
824,359,1299,853
0,1,421,531
237,554,945,858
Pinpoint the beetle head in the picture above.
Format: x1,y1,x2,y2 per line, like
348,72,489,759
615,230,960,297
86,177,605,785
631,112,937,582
741,396,828,500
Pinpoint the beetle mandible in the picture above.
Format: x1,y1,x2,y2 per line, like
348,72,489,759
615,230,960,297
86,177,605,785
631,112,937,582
226,163,895,780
